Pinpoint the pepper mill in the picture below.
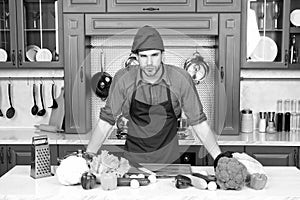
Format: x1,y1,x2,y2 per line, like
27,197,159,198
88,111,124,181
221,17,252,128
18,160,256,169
259,112,267,133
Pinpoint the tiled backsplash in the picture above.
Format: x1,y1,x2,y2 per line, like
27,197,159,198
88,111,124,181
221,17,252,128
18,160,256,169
0,69,64,128
240,69,300,130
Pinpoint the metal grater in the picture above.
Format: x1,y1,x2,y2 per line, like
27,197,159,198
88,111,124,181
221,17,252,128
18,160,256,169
30,135,51,179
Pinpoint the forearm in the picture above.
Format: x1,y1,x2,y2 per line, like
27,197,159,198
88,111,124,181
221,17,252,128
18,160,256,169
86,119,114,154
191,121,221,159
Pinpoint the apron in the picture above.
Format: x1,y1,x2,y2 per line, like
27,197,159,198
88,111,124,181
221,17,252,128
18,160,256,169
124,82,180,164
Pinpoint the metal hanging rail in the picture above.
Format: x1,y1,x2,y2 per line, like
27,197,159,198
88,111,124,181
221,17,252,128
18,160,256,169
240,77,300,81
0,76,64,80
86,44,218,49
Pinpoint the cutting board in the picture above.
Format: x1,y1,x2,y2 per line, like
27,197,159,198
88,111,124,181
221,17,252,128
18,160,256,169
49,87,64,129
128,163,192,178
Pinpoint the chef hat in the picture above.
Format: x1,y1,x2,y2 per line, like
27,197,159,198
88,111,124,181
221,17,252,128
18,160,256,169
131,25,164,53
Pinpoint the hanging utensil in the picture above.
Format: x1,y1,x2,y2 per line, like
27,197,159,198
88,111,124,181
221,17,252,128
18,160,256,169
184,50,209,84
35,0,52,62
6,83,15,119
49,83,58,109
91,49,112,101
0,85,3,117
37,83,46,116
31,83,39,115
125,53,139,68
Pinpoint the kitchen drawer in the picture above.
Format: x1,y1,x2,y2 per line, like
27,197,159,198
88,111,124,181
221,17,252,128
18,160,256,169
85,14,218,35
107,0,196,13
63,0,106,13
197,0,241,12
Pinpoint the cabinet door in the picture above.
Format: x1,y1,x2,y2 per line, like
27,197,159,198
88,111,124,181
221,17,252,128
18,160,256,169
14,0,64,68
216,14,240,135
0,146,7,176
63,0,106,13
197,0,241,12
58,145,86,158
246,146,298,166
64,14,91,133
241,0,290,69
107,0,196,13
6,145,58,171
204,146,245,166
289,0,300,69
0,0,18,68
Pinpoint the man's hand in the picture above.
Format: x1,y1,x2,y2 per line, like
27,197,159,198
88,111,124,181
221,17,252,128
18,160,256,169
213,151,234,169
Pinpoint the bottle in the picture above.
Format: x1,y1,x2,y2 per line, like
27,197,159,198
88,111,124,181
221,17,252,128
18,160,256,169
266,112,276,133
284,99,291,132
290,35,298,64
276,100,283,132
241,109,253,133
290,99,297,132
259,112,267,133
296,100,300,132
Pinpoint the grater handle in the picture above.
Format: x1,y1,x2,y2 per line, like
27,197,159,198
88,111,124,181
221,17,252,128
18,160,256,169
32,135,48,145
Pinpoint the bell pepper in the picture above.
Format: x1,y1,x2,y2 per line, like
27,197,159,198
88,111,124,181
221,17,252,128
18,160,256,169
81,171,96,190
248,173,268,190
100,172,118,190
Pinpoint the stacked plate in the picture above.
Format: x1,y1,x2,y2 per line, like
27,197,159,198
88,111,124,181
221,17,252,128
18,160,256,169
0,48,8,62
250,36,278,62
26,45,52,62
290,9,300,27
26,45,40,62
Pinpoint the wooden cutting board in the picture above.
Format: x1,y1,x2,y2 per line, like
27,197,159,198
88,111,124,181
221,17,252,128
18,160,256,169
49,87,64,129
128,163,192,178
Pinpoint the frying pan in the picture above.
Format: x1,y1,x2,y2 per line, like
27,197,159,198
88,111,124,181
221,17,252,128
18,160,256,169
91,50,112,101
184,51,209,84
125,53,139,68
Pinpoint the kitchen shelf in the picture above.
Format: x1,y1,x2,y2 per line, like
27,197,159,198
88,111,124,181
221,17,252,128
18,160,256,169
24,29,56,32
290,27,300,34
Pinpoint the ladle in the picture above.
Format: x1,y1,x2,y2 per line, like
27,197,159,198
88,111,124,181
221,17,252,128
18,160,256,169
49,83,58,109
31,83,39,115
37,83,46,116
6,83,15,119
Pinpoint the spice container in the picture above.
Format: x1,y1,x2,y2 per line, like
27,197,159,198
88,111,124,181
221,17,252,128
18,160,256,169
266,112,276,133
258,112,267,133
241,109,253,133
284,99,291,132
276,100,283,132
290,99,297,132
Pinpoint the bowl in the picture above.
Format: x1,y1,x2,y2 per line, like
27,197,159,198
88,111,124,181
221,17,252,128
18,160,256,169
250,36,278,62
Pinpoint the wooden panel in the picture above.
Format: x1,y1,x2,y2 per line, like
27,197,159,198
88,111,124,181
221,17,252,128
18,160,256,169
246,146,298,166
107,0,196,13
216,14,240,135
197,0,241,12
86,14,218,35
64,14,91,133
63,0,106,13
58,145,85,158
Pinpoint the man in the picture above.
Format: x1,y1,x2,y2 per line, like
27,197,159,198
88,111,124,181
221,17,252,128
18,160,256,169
87,25,221,164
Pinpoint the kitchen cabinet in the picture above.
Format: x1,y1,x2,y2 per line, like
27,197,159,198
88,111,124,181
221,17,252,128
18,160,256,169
241,0,292,69
63,0,106,13
197,0,241,12
216,14,241,135
63,14,91,133
0,0,63,69
245,146,298,167
107,0,196,13
0,144,57,177
288,0,300,69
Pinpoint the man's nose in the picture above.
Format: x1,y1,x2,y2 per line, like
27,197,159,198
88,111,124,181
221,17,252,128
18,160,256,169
147,56,152,65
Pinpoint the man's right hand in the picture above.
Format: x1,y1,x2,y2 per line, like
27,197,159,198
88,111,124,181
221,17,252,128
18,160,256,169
213,151,234,169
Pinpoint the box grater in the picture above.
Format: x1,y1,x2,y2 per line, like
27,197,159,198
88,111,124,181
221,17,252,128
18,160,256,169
30,135,51,178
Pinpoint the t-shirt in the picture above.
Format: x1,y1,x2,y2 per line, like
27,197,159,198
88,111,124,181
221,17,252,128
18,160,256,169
100,64,207,126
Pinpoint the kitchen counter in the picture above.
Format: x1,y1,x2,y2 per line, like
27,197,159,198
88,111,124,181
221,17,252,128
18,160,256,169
1,128,300,146
0,166,300,200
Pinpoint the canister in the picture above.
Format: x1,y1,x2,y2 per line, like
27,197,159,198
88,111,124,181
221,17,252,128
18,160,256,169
241,109,253,133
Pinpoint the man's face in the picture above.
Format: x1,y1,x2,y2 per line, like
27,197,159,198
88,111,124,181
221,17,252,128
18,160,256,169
137,50,163,78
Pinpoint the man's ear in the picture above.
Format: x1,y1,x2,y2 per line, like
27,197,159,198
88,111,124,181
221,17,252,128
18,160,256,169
161,51,166,63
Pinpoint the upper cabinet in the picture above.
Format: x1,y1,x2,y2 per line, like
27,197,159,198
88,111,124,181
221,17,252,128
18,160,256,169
289,0,300,69
241,0,300,69
107,0,196,13
63,0,106,13
0,0,63,69
197,0,241,12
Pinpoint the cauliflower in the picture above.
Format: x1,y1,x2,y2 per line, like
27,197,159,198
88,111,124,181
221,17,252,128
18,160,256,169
215,157,248,190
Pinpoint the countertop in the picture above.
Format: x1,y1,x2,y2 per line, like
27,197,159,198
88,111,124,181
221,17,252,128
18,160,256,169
1,128,300,146
0,166,300,200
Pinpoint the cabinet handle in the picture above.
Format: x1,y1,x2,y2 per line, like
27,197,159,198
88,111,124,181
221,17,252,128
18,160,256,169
80,67,83,83
285,49,288,66
294,149,297,167
220,66,224,83
7,147,11,164
0,147,4,164
18,50,23,65
142,7,160,11
12,50,16,65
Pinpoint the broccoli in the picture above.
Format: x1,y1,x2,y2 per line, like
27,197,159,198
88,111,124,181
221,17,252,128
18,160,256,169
215,157,248,190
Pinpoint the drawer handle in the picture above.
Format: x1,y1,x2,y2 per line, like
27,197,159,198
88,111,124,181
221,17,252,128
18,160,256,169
142,7,159,11
7,147,12,164
0,147,4,164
